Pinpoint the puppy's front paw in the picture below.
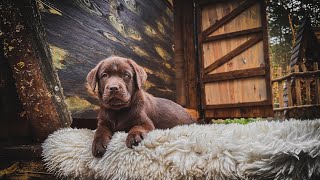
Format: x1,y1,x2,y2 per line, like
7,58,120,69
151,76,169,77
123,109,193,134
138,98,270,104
126,131,147,148
92,138,110,157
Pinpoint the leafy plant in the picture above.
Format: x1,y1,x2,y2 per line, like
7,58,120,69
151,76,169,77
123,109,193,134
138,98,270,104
211,118,262,125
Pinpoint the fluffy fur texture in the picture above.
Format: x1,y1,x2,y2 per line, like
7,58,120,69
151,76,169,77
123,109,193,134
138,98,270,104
42,119,320,180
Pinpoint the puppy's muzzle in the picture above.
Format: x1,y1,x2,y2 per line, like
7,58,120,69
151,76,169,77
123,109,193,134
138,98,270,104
108,84,120,93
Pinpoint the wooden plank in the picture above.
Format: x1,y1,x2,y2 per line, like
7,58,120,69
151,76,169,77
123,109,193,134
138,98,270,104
202,2,262,37
204,34,262,74
294,66,302,106
274,104,320,111
201,0,257,37
202,27,262,43
301,64,311,104
286,66,293,107
271,70,320,82
198,4,206,114
204,100,270,109
0,144,42,160
204,77,267,106
204,105,273,119
173,0,186,106
314,62,320,104
181,0,199,110
203,67,265,82
277,67,284,108
1,0,72,141
198,0,228,7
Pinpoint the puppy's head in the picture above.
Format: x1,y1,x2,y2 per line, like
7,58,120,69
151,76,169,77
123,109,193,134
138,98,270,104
87,56,147,110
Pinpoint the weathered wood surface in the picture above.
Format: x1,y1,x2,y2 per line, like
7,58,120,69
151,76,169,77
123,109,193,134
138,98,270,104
174,0,199,111
0,0,72,141
285,66,293,107
273,63,320,119
0,42,22,122
314,62,320,104
0,38,32,141
277,68,284,108
0,144,58,179
173,0,186,106
198,0,273,119
294,66,302,106
39,0,175,119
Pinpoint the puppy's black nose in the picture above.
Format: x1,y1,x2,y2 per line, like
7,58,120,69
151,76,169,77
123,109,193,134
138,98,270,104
109,85,119,92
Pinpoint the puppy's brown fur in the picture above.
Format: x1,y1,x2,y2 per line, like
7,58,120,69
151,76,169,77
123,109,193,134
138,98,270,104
87,56,195,157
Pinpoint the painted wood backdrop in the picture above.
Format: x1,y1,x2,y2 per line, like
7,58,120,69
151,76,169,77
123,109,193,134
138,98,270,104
39,0,174,119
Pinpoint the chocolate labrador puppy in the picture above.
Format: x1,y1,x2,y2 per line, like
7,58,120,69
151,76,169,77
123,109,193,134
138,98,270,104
87,56,195,157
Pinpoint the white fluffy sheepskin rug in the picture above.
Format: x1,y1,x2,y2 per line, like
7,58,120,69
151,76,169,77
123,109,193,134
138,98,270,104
42,119,320,180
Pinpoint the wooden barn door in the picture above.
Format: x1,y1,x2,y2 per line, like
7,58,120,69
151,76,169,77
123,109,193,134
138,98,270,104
198,0,273,119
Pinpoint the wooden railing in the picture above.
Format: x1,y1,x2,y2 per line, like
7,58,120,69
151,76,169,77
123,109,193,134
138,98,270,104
272,62,320,117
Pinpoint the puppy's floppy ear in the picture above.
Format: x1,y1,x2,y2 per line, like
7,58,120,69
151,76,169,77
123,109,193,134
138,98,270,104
86,61,104,91
127,59,147,89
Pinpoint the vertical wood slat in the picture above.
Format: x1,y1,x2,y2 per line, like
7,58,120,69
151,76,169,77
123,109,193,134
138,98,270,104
182,0,198,110
285,66,293,107
294,65,302,106
271,68,275,106
301,64,311,104
314,62,320,104
277,67,284,108
173,0,186,106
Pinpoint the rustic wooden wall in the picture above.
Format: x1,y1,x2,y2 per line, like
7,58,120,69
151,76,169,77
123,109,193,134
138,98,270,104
39,0,175,119
0,0,72,141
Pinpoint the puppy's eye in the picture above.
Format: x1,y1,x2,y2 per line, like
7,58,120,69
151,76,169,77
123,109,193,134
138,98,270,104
101,73,108,78
123,72,131,78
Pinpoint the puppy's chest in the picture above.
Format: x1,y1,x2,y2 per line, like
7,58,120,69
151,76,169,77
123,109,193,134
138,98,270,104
109,112,134,132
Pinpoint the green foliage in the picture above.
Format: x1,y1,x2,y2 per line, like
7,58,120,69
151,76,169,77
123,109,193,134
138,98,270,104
212,118,262,125
267,0,320,68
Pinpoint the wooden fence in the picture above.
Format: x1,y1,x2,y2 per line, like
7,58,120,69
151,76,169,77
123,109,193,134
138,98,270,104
272,62,320,118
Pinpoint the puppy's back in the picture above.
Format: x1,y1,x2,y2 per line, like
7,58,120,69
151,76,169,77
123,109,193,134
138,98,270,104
147,96,195,129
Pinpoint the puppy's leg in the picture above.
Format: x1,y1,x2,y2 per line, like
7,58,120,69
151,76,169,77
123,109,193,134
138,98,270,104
126,119,155,148
92,126,112,157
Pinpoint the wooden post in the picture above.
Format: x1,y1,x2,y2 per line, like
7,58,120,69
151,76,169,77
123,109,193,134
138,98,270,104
301,64,311,104
182,0,198,110
314,62,320,104
271,68,275,107
294,65,302,106
173,0,186,106
277,67,284,108
286,66,293,107
0,0,72,141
